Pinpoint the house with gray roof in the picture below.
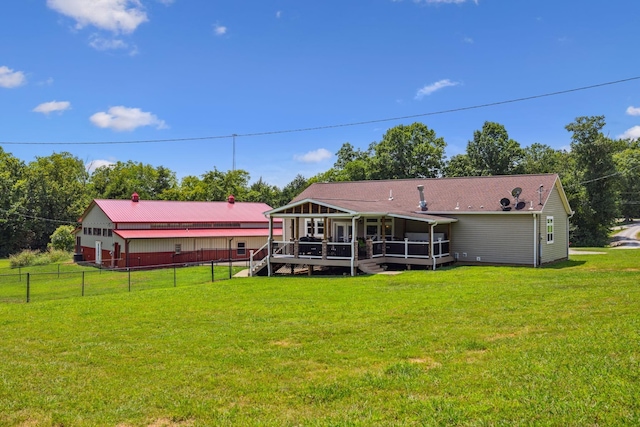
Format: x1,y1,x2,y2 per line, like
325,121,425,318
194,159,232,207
251,174,572,276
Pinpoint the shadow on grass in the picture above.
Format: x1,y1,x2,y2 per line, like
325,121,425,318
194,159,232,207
541,259,586,269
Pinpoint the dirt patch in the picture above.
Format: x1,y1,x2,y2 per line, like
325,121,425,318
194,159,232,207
408,357,442,369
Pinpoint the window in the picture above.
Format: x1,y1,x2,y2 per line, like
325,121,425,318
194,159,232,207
93,228,101,236
175,244,181,254
103,229,108,237
365,218,381,239
305,219,324,237
237,242,246,255
546,216,554,244
108,229,113,237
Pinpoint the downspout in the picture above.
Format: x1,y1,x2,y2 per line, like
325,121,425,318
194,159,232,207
533,214,537,268
267,215,273,277
351,215,360,276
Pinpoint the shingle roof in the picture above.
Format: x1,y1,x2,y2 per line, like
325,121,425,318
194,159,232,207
289,174,569,216
83,199,275,224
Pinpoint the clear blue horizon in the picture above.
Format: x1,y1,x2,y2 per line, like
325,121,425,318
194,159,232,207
2,0,639,187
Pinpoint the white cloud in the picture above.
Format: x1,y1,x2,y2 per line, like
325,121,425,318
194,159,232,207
294,148,333,164
46,0,148,34
37,77,55,86
415,79,459,99
626,106,640,116
88,34,138,55
619,126,640,141
33,101,71,115
86,159,116,173
213,24,227,36
90,106,167,131
463,36,474,44
0,66,27,88
276,10,282,18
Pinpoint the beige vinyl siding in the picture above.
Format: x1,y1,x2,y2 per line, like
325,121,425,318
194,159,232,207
450,214,534,265
539,185,569,264
128,236,268,253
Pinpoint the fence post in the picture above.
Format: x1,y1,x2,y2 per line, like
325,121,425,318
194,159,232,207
174,265,177,287
128,268,131,292
26,273,30,303
82,271,85,297
211,260,214,282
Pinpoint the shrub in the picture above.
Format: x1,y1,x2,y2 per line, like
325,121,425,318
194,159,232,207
49,225,76,252
9,249,39,268
9,249,72,268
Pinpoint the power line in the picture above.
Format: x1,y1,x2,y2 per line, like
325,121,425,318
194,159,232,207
0,207,78,225
2,76,639,146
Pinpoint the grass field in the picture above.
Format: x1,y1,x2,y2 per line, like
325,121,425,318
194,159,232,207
0,250,639,426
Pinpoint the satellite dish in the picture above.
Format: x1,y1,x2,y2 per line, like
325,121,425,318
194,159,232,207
500,198,511,207
515,201,526,210
511,187,522,198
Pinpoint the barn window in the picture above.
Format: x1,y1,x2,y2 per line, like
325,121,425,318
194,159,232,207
108,229,113,237
237,242,246,255
175,244,181,254
93,228,101,236
546,216,554,244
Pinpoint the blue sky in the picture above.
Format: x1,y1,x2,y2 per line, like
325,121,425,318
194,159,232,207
1,0,639,188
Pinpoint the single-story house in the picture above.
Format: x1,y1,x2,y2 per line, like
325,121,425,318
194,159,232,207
252,174,572,276
75,193,281,268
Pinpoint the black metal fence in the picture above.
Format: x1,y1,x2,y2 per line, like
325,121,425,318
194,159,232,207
0,260,243,304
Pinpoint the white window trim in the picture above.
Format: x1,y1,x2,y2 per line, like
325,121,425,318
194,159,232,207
304,219,324,238
546,216,554,244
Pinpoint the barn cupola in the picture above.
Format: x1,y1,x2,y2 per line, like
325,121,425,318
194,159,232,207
131,192,140,202
227,194,235,204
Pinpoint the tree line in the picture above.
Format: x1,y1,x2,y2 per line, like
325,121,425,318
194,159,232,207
1,115,638,257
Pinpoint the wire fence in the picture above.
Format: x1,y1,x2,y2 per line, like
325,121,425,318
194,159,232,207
0,260,245,304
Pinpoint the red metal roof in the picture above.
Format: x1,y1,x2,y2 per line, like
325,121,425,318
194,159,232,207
87,199,276,224
114,228,282,239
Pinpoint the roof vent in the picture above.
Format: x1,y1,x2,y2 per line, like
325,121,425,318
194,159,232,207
417,185,427,211
131,192,139,202
388,190,393,201
227,194,236,204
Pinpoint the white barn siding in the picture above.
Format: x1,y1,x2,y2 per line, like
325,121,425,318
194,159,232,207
78,206,115,251
450,214,534,265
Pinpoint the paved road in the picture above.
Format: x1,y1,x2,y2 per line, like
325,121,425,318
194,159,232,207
611,221,640,248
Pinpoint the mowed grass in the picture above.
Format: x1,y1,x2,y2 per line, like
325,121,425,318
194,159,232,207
0,251,639,426
0,261,242,303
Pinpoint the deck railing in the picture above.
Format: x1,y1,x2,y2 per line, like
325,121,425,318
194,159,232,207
270,238,449,262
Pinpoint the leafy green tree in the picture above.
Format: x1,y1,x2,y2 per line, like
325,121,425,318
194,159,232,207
277,174,310,206
247,177,280,207
443,154,475,177
614,139,640,222
565,116,619,246
0,147,27,257
90,161,177,200
200,168,250,201
467,121,524,175
369,122,446,179
49,225,75,252
521,143,567,175
17,152,89,250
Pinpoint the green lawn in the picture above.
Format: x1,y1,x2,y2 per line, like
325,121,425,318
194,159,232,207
0,250,639,426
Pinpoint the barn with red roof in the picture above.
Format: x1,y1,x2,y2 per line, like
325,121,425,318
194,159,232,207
75,193,281,268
